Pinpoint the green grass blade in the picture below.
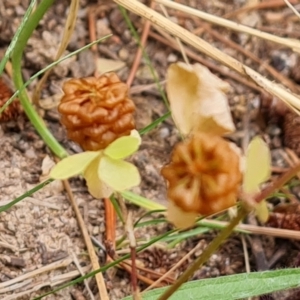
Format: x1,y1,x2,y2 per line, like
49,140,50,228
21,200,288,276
0,0,37,75
121,190,166,211
123,268,300,300
139,111,171,135
33,229,174,300
0,179,53,212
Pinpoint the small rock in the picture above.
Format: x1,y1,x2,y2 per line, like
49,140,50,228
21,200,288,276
25,148,36,159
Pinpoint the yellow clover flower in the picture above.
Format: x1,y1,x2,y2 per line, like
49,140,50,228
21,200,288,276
50,130,141,198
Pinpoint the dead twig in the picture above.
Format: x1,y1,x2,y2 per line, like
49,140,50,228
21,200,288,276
61,179,109,300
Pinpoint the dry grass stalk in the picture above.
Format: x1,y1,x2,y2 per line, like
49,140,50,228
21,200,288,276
155,0,300,53
114,0,300,114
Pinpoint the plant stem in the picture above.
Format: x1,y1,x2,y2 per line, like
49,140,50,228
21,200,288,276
0,179,53,213
11,0,68,158
159,162,300,299
0,0,37,75
158,206,249,300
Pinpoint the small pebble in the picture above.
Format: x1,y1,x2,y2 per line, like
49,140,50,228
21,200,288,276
159,127,170,139
25,148,36,159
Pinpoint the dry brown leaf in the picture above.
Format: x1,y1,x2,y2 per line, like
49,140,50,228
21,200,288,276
166,62,235,136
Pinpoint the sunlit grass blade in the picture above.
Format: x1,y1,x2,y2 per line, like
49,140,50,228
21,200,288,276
135,218,167,228
134,209,167,227
120,191,166,211
0,179,53,213
163,226,211,247
126,268,300,300
139,111,171,135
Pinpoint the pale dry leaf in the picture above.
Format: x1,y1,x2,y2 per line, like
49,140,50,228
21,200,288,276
96,58,126,75
167,62,235,136
167,201,198,229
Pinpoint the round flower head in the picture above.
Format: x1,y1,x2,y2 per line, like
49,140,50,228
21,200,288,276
58,73,136,151
161,132,242,226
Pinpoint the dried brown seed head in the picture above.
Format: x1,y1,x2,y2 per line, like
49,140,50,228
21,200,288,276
0,78,22,122
161,132,242,216
58,73,136,151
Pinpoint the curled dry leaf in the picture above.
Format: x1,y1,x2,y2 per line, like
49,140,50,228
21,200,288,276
161,132,242,228
166,62,235,136
58,73,136,151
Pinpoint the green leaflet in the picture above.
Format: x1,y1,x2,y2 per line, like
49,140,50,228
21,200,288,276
121,191,166,211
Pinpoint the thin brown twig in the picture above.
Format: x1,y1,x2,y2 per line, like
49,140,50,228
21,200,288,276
61,179,109,300
105,197,116,253
144,241,202,292
201,23,300,93
88,6,97,53
202,219,300,240
126,1,154,87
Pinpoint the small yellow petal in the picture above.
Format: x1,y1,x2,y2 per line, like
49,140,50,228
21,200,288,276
83,156,113,198
255,200,269,223
50,151,100,179
104,130,141,160
243,136,271,194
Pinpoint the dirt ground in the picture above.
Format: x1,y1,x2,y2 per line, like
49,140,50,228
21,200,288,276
1,0,300,299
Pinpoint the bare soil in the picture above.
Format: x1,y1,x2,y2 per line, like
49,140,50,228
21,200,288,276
1,0,300,299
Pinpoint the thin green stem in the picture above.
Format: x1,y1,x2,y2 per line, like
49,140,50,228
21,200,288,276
0,0,37,75
33,229,174,300
1,37,110,116
11,0,68,158
0,179,53,212
158,206,249,300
